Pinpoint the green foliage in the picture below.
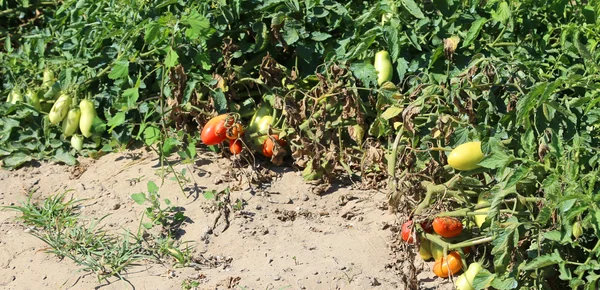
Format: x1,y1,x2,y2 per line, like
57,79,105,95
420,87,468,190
3,0,600,288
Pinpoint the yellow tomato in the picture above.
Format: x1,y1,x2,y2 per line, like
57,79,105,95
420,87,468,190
447,141,484,171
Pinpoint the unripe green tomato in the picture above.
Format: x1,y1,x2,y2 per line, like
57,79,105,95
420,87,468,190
374,50,393,86
430,241,444,261
573,221,583,239
419,239,432,261
455,262,483,290
447,141,484,171
79,99,97,138
42,68,55,88
25,90,42,110
62,108,81,137
9,89,23,104
71,134,84,151
48,94,72,125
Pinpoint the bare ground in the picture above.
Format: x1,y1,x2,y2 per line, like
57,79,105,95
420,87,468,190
0,149,453,290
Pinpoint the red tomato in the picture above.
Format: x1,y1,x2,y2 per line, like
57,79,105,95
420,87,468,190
432,217,463,238
433,251,463,278
229,139,243,155
262,135,286,158
201,114,230,145
401,220,415,244
226,123,244,140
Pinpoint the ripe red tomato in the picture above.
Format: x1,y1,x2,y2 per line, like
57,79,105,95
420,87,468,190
432,217,463,238
226,123,244,140
433,251,462,278
229,139,243,155
401,220,415,244
262,135,286,158
201,114,232,145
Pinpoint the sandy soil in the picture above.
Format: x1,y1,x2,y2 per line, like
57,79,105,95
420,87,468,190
0,148,452,290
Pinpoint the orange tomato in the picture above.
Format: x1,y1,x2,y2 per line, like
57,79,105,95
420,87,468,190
226,123,244,140
262,135,286,158
229,139,243,155
432,217,463,238
433,251,463,278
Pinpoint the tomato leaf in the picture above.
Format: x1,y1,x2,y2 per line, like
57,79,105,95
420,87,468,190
521,250,564,271
165,46,179,69
143,126,161,146
108,61,130,80
401,0,425,19
53,148,77,166
350,62,377,88
462,17,487,48
2,152,32,169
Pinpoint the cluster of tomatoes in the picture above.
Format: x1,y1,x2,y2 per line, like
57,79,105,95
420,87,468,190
200,112,286,158
402,217,466,278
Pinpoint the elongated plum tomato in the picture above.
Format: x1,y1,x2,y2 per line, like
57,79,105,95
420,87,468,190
374,50,393,86
401,220,415,244
447,141,484,171
62,108,81,137
433,251,462,278
71,134,84,151
573,221,583,239
455,262,483,290
229,139,243,155
262,135,286,158
79,99,97,138
201,114,230,145
432,217,463,238
48,94,72,125
430,241,444,261
419,239,432,260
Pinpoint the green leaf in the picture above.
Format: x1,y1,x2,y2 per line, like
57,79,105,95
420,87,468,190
492,1,511,24
165,46,179,68
144,22,160,44
53,148,77,165
162,137,178,156
516,82,546,127
203,190,216,200
472,269,495,289
522,251,564,271
311,31,331,41
2,152,32,169
381,106,403,120
350,62,377,87
182,11,213,39
155,0,178,9
401,0,425,19
147,181,159,194
143,126,161,146
462,17,487,48
108,61,129,80
505,166,531,189
107,112,126,132
131,193,147,205
490,275,518,290
123,87,139,110
479,151,510,169
211,89,228,114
